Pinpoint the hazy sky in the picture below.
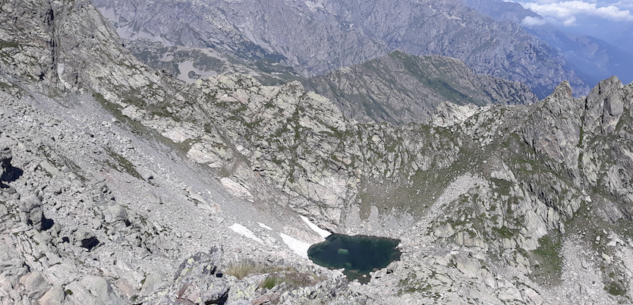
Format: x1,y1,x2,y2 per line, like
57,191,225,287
506,0,633,52
510,0,633,26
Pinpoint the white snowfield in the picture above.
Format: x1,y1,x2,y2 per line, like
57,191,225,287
279,233,311,258
229,223,263,244
229,221,322,259
300,216,331,239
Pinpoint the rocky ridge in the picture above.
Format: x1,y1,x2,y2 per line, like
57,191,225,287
302,50,538,124
1,0,633,304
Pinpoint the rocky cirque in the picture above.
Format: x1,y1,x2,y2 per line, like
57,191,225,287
1,0,633,304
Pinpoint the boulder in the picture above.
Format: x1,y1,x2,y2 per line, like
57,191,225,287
143,247,230,304
0,140,21,182
65,276,124,305
81,275,124,305
140,272,167,296
19,194,43,227
24,271,50,299
38,285,65,305
0,203,7,217
0,241,29,288
103,203,128,223
0,142,13,176
73,228,100,251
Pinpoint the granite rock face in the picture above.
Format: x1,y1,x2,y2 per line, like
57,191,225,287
91,0,588,97
1,0,633,304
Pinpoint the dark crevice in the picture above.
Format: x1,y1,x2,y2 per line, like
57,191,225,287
41,217,55,231
1,151,23,182
80,237,100,251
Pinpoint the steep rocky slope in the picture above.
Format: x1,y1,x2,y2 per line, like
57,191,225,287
91,0,588,97
302,50,538,124
2,1,633,304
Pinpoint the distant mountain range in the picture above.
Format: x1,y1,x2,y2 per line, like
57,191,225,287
462,0,633,87
92,0,588,98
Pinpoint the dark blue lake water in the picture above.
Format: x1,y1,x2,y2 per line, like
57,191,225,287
307,234,401,284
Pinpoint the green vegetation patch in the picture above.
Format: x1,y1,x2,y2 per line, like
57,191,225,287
224,260,321,290
605,282,626,296
0,40,19,49
529,234,563,285
490,178,513,196
492,226,519,239
259,271,319,290
225,261,279,280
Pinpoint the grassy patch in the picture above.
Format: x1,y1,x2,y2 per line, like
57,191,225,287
529,234,563,285
490,178,513,196
492,226,518,239
0,40,19,49
225,261,321,290
259,271,319,290
224,261,285,280
605,282,626,296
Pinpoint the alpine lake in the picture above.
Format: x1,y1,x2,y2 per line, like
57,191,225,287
307,234,402,284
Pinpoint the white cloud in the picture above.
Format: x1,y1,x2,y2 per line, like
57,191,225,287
513,1,633,25
563,15,578,25
521,16,549,26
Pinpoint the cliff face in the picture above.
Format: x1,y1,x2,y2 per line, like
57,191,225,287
1,1,633,304
91,0,588,97
302,50,538,124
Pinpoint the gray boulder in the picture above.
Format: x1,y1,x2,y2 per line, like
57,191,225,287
143,247,230,304
73,228,100,251
0,243,29,288
0,144,11,173
140,272,167,297
24,271,51,299
38,285,66,305
65,275,124,305
103,203,128,224
19,194,43,228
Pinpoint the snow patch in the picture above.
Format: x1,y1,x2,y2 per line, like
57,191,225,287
229,223,263,244
258,223,273,230
279,233,311,258
300,216,331,239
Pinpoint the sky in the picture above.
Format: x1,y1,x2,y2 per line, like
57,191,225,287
508,0,633,26
507,0,633,51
